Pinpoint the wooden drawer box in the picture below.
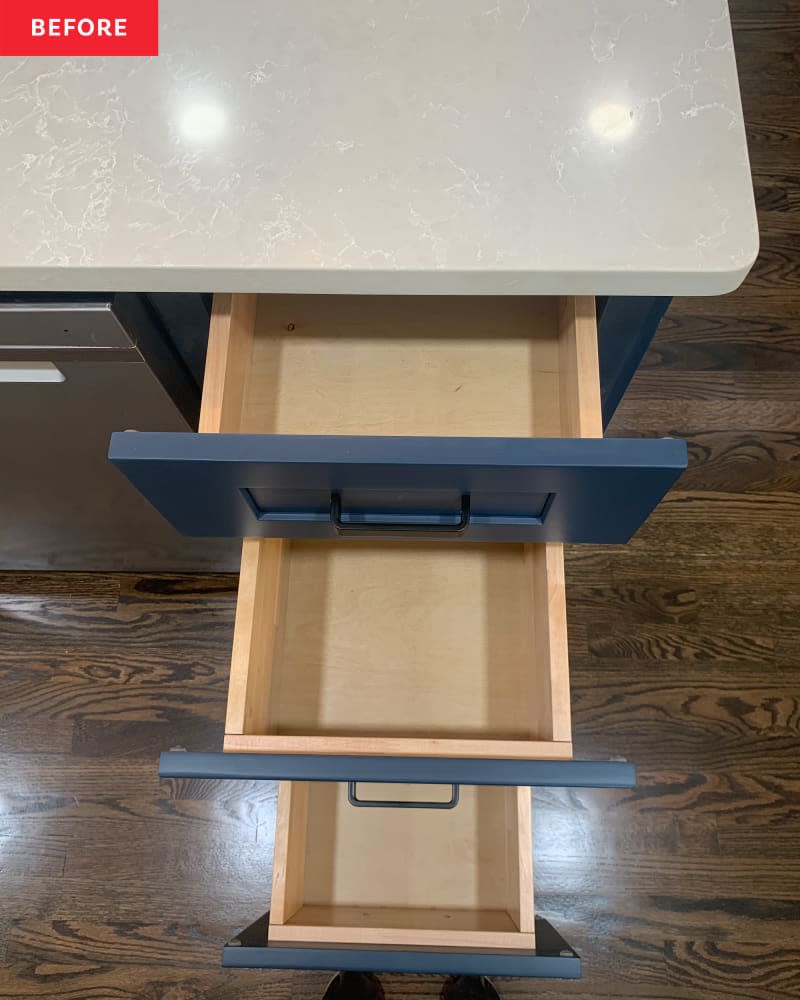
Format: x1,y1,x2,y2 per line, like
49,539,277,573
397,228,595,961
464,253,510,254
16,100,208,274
269,781,535,953
225,537,571,761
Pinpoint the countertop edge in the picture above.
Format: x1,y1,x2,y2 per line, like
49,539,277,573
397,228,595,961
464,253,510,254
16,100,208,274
0,260,760,297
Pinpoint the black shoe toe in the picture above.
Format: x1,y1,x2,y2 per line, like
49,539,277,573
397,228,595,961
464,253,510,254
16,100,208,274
322,971,385,1000
441,975,501,1000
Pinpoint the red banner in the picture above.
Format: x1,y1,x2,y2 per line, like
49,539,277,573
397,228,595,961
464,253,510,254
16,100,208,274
0,0,158,55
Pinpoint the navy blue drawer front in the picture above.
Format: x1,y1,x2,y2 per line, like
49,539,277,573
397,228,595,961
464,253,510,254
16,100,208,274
223,912,580,978
159,751,636,789
109,431,686,543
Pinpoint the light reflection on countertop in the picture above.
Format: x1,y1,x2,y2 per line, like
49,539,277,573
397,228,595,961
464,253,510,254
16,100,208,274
177,98,228,144
589,103,636,142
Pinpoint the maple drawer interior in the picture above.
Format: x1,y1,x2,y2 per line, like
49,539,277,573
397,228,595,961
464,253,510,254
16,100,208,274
268,781,535,952
206,294,601,759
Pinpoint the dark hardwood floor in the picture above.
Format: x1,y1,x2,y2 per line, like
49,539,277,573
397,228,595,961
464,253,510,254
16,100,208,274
2,2,799,997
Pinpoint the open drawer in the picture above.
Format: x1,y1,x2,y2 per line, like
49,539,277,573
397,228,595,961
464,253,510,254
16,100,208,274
222,535,573,764
156,755,634,967
269,781,535,953
110,294,686,544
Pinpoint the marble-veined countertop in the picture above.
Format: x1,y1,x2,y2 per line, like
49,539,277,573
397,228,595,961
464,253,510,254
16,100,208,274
0,0,758,294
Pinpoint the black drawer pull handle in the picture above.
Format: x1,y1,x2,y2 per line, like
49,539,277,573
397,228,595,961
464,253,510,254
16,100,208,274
331,493,470,535
347,782,460,810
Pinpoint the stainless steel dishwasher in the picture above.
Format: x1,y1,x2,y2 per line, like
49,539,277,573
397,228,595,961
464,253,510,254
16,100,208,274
0,294,239,570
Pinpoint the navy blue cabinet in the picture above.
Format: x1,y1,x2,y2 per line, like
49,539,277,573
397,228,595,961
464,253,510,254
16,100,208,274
140,291,676,981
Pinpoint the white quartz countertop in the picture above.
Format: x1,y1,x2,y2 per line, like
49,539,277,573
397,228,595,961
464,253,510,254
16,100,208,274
0,0,758,295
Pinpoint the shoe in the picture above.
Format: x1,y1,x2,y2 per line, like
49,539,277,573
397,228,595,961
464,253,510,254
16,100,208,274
441,975,501,1000
322,971,385,1000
